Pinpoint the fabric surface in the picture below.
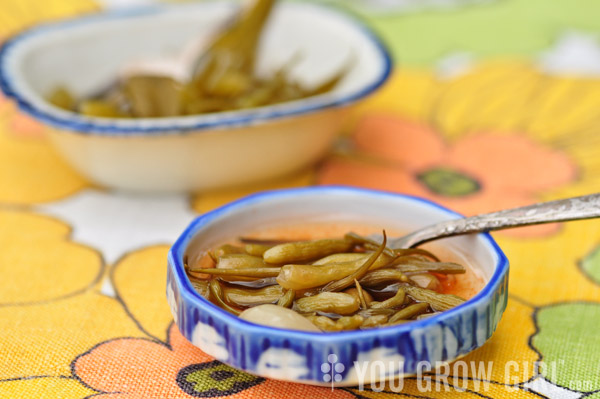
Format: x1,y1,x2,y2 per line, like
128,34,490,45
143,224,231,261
2,0,600,398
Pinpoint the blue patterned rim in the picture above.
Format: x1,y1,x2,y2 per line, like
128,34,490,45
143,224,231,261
168,186,509,344
0,3,392,135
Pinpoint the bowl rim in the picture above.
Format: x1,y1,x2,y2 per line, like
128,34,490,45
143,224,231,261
0,1,393,136
168,186,509,343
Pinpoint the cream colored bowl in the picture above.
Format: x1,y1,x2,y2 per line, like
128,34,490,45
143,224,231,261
0,2,392,192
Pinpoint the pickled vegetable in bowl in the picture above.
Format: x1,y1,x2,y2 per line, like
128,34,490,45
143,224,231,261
167,187,508,385
47,0,348,118
184,221,485,332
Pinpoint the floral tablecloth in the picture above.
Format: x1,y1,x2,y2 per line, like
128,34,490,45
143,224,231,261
2,0,600,398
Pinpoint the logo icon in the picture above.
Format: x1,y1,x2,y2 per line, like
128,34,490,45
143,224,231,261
321,354,344,389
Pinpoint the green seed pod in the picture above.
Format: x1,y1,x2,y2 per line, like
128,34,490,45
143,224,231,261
394,260,465,274
320,232,388,293
263,238,353,264
216,254,269,269
277,289,296,308
312,253,367,265
371,287,406,309
359,269,408,287
345,284,373,309
361,314,389,329
306,315,336,331
344,232,396,257
404,286,465,312
211,244,246,259
295,292,359,315
388,302,430,323
276,262,356,290
277,249,396,291
209,280,241,315
190,280,210,298
357,308,396,318
193,268,280,278
223,285,283,307
335,315,365,331
244,243,273,257
306,314,364,332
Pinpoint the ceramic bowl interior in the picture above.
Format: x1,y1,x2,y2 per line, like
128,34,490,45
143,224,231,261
0,1,391,133
168,187,509,385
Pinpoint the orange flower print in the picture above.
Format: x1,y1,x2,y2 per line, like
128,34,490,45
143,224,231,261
318,115,577,237
9,112,45,137
0,93,45,138
73,324,357,399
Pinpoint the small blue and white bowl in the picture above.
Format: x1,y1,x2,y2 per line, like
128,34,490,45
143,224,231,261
167,186,509,386
0,1,391,192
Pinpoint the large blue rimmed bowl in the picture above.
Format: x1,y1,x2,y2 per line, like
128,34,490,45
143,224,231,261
0,1,391,192
167,186,509,386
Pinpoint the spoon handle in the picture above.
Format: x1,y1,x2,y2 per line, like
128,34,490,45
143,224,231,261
393,193,600,248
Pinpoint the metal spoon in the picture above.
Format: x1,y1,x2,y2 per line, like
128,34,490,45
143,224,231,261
383,193,600,248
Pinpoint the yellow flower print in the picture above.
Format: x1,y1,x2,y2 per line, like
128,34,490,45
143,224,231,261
0,211,149,381
0,0,98,205
356,60,600,199
318,115,577,238
192,168,314,213
0,0,97,38
0,210,102,305
0,376,95,399
0,109,89,205
348,68,439,129
111,245,174,341
0,292,148,379
498,219,600,306
71,324,357,399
